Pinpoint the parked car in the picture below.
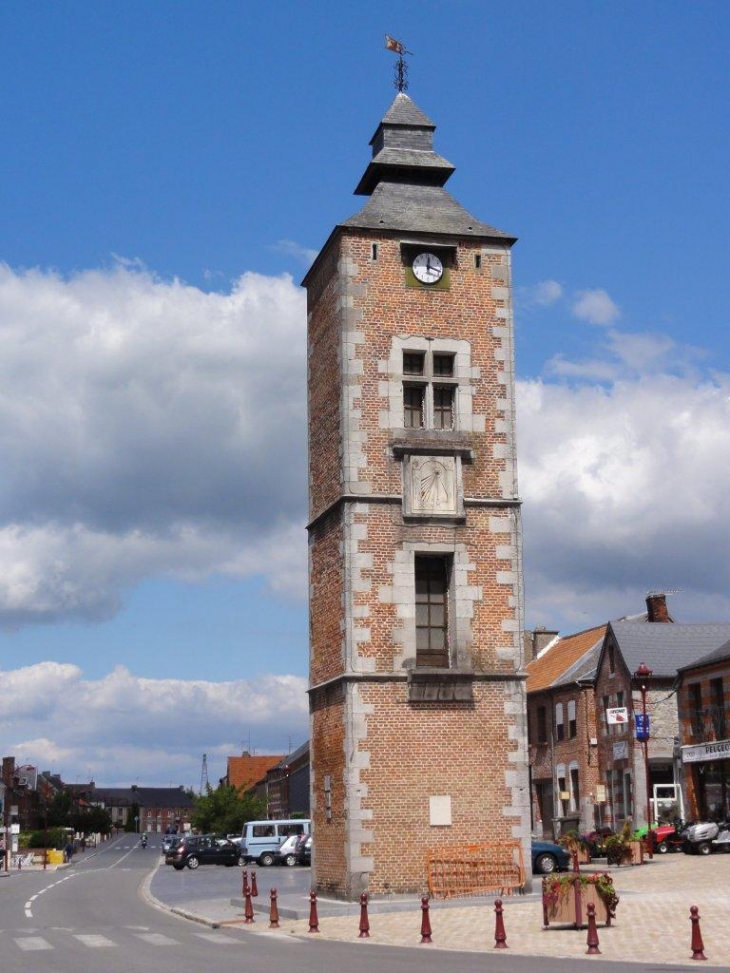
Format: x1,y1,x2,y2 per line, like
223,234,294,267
165,834,242,870
273,833,308,867
531,840,571,875
239,818,311,867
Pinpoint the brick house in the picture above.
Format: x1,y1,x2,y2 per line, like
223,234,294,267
526,625,605,837
222,753,284,794
89,785,195,833
677,639,730,820
594,596,730,829
263,741,310,819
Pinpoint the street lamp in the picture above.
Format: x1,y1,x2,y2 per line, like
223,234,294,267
633,662,653,830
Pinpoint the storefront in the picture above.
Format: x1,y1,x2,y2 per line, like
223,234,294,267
681,739,730,820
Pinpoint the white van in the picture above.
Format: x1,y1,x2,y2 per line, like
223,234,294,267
240,819,311,866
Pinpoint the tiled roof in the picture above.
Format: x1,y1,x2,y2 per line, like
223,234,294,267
92,787,194,808
226,754,284,792
526,625,607,693
610,621,730,678
678,636,730,672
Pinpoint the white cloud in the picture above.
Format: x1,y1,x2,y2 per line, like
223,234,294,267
572,288,620,325
1,663,309,786
518,370,730,628
0,262,308,627
533,279,563,305
272,239,318,267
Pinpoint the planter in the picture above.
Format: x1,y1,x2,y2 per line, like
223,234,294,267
629,840,644,865
542,874,618,929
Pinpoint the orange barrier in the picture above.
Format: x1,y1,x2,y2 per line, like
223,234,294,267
426,841,525,900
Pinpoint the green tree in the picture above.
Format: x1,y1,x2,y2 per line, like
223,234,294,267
46,791,72,827
191,785,266,835
124,802,140,832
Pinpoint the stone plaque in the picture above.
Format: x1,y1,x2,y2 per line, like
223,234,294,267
404,454,461,517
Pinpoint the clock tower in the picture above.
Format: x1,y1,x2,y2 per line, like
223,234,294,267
304,92,529,898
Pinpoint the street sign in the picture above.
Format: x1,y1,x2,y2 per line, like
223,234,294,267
636,713,651,740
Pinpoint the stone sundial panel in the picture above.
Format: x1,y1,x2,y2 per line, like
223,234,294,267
403,454,463,518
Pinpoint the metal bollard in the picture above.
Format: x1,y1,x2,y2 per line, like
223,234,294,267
244,885,255,924
358,892,370,938
690,905,707,961
585,902,601,955
420,895,432,944
308,891,320,933
494,898,508,949
269,888,280,928
250,869,258,897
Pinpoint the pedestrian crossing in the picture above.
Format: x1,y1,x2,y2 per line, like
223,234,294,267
7,928,240,952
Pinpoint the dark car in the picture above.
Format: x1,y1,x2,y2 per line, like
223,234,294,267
531,839,571,875
165,834,242,871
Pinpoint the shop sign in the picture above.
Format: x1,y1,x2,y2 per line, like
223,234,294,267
607,707,629,725
682,739,730,764
613,741,629,760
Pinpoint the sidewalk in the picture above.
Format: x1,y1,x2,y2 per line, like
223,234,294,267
149,853,730,967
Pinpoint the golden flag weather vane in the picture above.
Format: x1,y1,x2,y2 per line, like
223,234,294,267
384,35,413,92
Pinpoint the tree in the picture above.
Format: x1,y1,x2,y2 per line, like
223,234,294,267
46,791,72,827
191,785,266,835
124,802,140,832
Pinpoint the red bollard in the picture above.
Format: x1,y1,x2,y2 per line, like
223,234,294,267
586,902,601,955
242,868,249,897
420,895,432,944
250,870,258,897
359,892,370,938
690,905,707,961
244,885,255,924
269,888,280,929
494,898,508,949
308,891,320,933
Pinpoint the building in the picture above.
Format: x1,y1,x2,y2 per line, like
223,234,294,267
304,90,528,898
526,625,605,837
222,753,284,794
677,639,730,820
262,741,310,819
594,596,730,829
88,785,195,833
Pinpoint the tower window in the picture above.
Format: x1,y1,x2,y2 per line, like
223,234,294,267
403,386,425,428
475,254,482,270
401,348,458,430
415,555,449,667
433,387,454,430
371,243,378,261
403,351,425,375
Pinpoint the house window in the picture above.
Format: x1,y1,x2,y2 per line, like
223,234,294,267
570,766,580,812
690,683,704,739
555,703,565,742
536,705,547,744
616,691,625,735
557,770,568,817
415,555,449,667
568,700,577,739
602,695,610,737
710,678,725,740
402,349,458,430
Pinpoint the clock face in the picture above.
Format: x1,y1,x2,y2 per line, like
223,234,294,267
412,252,444,285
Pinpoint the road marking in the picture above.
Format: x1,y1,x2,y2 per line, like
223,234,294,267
135,932,180,946
15,937,53,950
74,934,117,948
193,932,238,945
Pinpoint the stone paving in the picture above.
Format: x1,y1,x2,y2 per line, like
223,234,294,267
273,854,730,967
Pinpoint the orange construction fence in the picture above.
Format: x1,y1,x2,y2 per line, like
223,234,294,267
426,840,526,900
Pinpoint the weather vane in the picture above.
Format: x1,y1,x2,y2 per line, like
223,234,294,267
385,34,413,92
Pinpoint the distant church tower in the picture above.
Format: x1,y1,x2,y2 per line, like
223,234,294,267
303,91,529,898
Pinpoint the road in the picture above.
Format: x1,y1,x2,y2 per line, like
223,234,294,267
0,834,711,973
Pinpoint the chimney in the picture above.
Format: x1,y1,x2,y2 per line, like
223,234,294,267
646,593,670,623
523,626,559,660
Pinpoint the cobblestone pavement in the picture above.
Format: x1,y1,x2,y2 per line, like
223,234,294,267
273,854,730,967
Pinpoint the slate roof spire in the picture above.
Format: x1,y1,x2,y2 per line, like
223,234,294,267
343,93,515,243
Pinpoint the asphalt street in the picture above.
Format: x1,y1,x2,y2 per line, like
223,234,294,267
2,834,729,973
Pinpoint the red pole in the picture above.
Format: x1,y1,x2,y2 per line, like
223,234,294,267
358,892,370,938
690,905,707,961
494,898,508,949
308,891,320,933
585,902,601,955
250,870,258,897
242,868,249,897
420,895,432,944
244,885,255,924
269,888,280,929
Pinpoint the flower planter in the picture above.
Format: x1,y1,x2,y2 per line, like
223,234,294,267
629,840,644,865
542,874,617,929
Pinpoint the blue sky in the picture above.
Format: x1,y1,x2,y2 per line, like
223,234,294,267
0,1,728,787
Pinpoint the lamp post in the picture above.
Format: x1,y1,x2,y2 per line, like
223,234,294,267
633,662,653,829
